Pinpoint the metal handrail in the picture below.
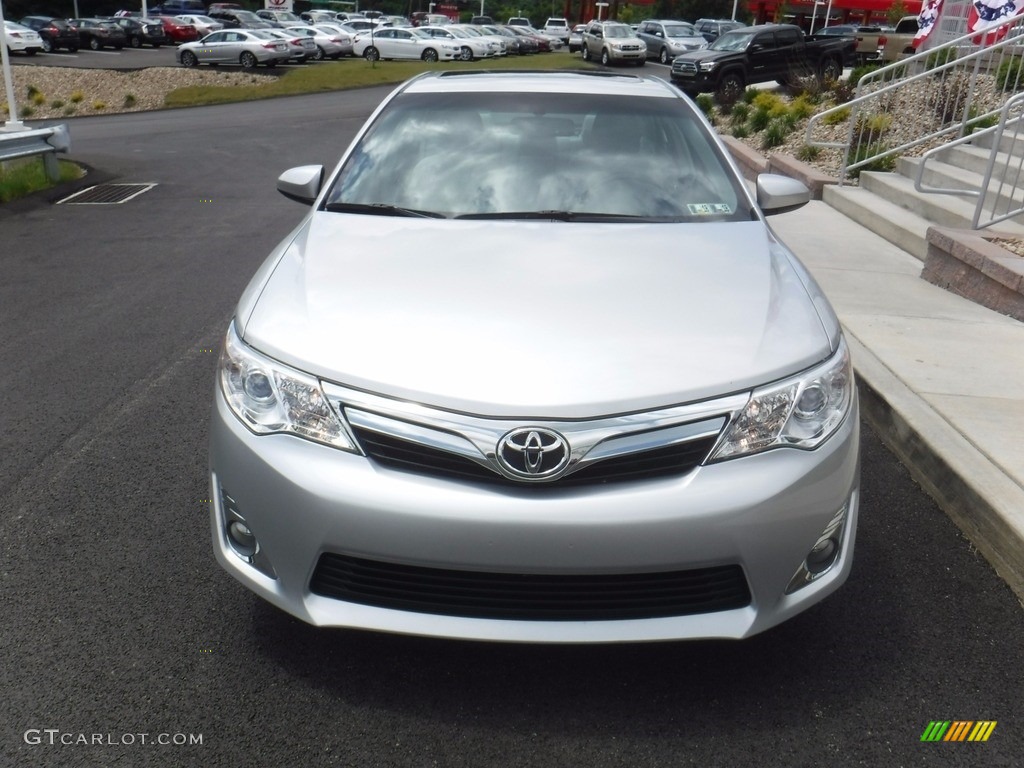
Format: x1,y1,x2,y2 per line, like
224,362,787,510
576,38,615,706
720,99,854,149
0,125,71,182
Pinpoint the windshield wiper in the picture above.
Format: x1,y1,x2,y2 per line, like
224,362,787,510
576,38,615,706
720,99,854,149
455,210,651,222
323,202,446,218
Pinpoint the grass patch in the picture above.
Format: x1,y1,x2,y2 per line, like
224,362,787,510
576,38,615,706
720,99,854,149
0,158,84,203
165,54,590,109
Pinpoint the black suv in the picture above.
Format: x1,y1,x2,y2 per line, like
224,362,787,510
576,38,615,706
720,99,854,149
105,16,172,48
206,9,274,29
694,18,745,43
18,16,80,52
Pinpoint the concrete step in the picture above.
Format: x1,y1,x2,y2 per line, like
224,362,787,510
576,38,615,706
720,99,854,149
899,155,1024,218
822,183,931,260
966,115,1024,156
858,171,1024,234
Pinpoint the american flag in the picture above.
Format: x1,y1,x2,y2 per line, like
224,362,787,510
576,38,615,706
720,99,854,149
967,0,1024,45
914,0,945,48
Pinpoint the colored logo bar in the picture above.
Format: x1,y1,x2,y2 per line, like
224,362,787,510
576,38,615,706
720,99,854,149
921,721,997,742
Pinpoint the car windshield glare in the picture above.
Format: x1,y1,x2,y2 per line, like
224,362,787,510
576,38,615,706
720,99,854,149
710,30,754,51
604,25,631,38
324,91,751,222
665,25,697,37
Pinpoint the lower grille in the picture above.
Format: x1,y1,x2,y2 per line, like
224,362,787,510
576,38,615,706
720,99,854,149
351,426,717,488
310,553,751,621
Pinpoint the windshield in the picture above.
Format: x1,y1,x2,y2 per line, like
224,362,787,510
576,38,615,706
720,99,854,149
325,92,750,222
665,24,698,38
710,30,754,51
604,25,632,39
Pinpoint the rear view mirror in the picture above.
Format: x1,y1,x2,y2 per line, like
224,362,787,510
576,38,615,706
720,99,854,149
277,165,325,205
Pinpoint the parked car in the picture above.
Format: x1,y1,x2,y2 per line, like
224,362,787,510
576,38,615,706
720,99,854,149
207,9,274,30
507,16,532,27
482,24,532,54
3,20,44,55
174,14,224,37
256,9,303,27
671,24,853,102
543,17,571,42
567,23,585,52
155,16,199,44
506,25,552,52
285,24,352,60
105,16,172,48
418,24,497,60
815,24,885,64
635,19,707,64
265,28,316,62
581,20,646,66
17,16,79,52
467,15,494,25
694,18,745,43
448,24,507,56
210,70,859,643
149,0,205,15
176,28,290,68
352,26,460,61
299,9,341,24
880,15,919,62
66,18,126,50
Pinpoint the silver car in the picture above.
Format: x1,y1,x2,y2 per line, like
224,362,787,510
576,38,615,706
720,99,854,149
636,19,708,65
210,71,860,643
177,28,290,68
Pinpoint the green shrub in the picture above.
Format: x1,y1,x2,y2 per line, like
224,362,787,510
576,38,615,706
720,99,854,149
50,99,64,109
847,64,880,87
26,84,41,98
789,94,815,121
822,107,851,125
731,122,750,139
741,87,759,104
749,106,771,131
30,91,46,106
925,46,957,72
695,93,715,116
848,143,897,177
796,144,822,162
70,91,84,103
92,100,106,111
761,117,791,150
995,56,1024,92
19,105,34,118
123,93,137,108
729,102,750,122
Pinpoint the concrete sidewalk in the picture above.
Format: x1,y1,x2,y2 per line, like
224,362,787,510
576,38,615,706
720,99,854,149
771,201,1024,601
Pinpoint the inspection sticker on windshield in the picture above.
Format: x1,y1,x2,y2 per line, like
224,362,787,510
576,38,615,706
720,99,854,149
687,203,733,215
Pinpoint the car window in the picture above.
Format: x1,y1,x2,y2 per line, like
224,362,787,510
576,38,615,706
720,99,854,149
326,92,750,221
710,30,754,51
665,24,697,38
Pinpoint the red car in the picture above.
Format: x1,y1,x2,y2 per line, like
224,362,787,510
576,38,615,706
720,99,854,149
157,15,199,43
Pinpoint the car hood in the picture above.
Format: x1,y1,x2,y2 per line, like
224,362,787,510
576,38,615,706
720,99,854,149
674,48,737,64
241,215,832,418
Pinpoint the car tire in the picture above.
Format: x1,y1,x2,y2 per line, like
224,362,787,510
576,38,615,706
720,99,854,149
180,49,198,67
314,45,326,61
600,48,610,66
714,72,744,105
240,51,258,69
89,37,100,50
153,43,161,49
25,49,37,56
659,47,669,65
581,44,590,61
130,35,142,48
68,45,79,52
460,46,472,62
41,38,53,53
819,57,842,83
363,46,379,61
636,58,645,67
421,47,439,62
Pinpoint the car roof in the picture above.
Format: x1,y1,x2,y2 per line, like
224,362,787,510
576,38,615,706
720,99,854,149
399,70,682,99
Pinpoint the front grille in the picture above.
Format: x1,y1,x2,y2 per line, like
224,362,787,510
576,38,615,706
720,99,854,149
352,426,717,488
310,553,751,620
673,61,697,75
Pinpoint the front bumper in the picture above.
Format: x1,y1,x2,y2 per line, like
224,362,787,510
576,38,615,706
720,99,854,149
209,389,860,643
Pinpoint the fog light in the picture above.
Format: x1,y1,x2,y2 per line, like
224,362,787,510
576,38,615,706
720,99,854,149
227,520,258,559
786,503,848,594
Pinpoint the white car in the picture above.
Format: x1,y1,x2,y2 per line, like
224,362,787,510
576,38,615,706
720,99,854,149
448,24,507,55
353,26,460,61
265,28,317,62
174,14,223,37
4,20,44,55
284,24,352,59
417,24,497,60
176,28,290,68
543,17,571,42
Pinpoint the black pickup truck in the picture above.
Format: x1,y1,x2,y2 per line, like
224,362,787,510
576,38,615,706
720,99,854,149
669,24,854,102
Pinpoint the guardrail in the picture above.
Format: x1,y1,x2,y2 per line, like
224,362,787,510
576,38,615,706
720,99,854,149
0,124,72,181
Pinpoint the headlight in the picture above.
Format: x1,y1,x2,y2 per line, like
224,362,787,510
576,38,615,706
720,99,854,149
708,339,853,461
698,60,718,72
219,322,358,453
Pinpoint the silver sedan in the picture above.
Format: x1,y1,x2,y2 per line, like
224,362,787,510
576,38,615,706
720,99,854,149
176,29,290,68
210,71,860,643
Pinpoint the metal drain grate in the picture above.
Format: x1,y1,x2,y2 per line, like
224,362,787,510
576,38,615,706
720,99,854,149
57,183,156,205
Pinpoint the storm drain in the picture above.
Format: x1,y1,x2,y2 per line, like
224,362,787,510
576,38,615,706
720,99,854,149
57,183,156,205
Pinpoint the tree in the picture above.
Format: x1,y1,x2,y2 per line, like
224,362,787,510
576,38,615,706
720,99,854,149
887,0,909,26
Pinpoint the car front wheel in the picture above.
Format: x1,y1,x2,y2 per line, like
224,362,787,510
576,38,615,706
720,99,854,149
314,45,325,61
460,45,472,61
819,57,842,82
421,47,438,62
240,51,258,69
363,46,379,61
89,37,100,50
130,35,141,48
600,48,610,66
180,49,198,67
581,44,590,61
41,38,53,52
659,47,669,65
715,72,744,104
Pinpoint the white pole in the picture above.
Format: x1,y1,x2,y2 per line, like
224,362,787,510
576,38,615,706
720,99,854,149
824,0,833,29
731,0,738,21
0,0,26,131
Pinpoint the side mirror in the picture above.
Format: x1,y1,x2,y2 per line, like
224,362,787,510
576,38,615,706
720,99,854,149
756,174,810,215
277,165,324,205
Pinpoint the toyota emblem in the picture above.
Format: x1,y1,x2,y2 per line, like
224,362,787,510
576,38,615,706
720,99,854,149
496,428,570,480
